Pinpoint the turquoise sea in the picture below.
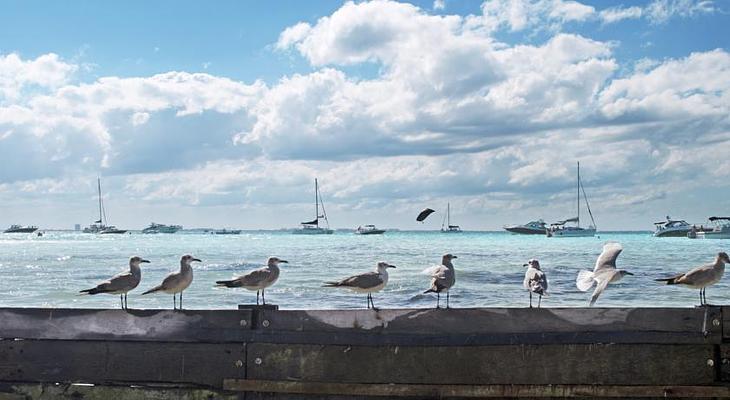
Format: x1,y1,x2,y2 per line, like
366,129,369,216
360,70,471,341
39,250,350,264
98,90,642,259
0,231,728,309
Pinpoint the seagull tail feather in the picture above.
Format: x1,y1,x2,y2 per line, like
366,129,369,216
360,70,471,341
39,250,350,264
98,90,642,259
141,286,162,295
423,287,437,294
576,270,595,292
655,276,680,285
79,288,101,295
215,279,238,287
322,281,341,287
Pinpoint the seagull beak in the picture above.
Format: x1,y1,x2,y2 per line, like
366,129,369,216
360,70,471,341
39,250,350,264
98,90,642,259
523,263,528,267
388,264,397,269
452,256,458,259
192,258,202,262
141,259,151,263
279,260,289,264
625,271,634,276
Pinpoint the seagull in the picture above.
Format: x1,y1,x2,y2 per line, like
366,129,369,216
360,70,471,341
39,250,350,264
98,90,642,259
323,261,396,310
142,254,200,310
655,252,729,306
576,242,633,307
422,254,457,308
215,257,288,305
79,256,149,309
523,259,548,308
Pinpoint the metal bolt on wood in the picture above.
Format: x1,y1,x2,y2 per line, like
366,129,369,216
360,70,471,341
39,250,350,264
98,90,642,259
713,319,720,327
235,360,243,368
240,320,247,327
262,320,270,327
255,357,262,365
707,359,714,367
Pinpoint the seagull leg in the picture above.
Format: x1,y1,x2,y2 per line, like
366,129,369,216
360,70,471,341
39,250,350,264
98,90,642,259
256,290,260,305
538,294,542,308
120,294,124,310
173,294,177,310
124,293,128,310
180,291,184,310
436,292,440,309
262,289,266,305
529,292,532,308
366,294,371,309
446,291,450,309
371,294,378,311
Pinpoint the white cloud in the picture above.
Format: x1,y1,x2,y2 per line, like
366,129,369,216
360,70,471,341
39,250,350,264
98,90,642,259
599,6,643,24
0,53,77,101
433,0,445,11
645,0,716,24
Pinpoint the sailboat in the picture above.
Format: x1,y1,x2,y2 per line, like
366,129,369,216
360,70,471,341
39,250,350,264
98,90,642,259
547,162,596,238
83,178,127,234
441,203,462,233
293,178,333,235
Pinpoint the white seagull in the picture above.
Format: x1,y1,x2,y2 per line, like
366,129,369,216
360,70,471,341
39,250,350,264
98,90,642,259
323,261,396,310
576,242,633,307
523,259,548,308
142,254,200,310
79,256,149,309
422,254,457,308
215,256,288,305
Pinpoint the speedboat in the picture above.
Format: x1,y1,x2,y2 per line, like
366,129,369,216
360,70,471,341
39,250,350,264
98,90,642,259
293,178,334,235
504,220,546,235
653,217,692,237
547,162,596,238
692,217,730,239
355,225,386,235
142,223,183,234
3,225,39,233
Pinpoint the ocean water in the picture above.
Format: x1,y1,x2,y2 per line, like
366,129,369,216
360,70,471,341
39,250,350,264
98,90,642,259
0,230,728,310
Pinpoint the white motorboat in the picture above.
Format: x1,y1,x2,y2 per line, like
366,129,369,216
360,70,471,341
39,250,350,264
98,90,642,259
4,225,39,233
293,178,333,235
547,162,596,238
504,219,546,235
653,216,692,237
142,223,183,234
355,225,386,235
691,217,730,239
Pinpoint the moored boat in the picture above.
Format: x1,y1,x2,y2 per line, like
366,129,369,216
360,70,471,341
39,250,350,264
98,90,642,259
355,225,386,235
293,178,333,235
83,178,127,234
3,225,39,233
213,229,242,235
504,220,546,235
441,203,461,233
142,223,183,234
690,217,730,239
547,162,596,238
653,216,691,237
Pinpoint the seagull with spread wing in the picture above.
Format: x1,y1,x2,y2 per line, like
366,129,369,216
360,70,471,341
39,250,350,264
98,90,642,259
576,242,633,307
215,256,288,305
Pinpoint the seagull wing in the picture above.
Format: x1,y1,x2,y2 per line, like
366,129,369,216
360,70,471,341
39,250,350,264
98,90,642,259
525,268,548,294
594,242,622,273
238,267,273,287
103,271,138,292
423,265,448,279
589,274,612,306
334,271,384,290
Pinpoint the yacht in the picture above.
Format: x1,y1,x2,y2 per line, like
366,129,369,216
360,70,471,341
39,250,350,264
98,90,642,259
547,162,596,238
441,203,462,233
355,225,386,235
4,225,39,233
691,217,730,239
142,223,183,234
653,216,692,237
213,228,242,235
83,178,127,234
293,178,333,235
504,219,546,235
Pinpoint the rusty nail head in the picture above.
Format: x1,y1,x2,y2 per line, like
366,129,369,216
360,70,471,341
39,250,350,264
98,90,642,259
262,319,270,327
255,357,262,365
707,359,715,367
235,360,243,368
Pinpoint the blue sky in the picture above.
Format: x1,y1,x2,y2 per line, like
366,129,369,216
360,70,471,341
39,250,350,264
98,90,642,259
0,0,728,230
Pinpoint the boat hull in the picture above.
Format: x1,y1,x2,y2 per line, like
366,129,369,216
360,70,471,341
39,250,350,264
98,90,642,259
548,228,596,238
504,226,546,235
4,227,39,233
100,229,128,234
653,228,690,237
356,230,385,235
293,228,333,235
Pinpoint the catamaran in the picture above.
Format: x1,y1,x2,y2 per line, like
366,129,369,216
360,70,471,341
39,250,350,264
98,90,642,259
83,178,127,234
293,178,333,235
547,162,596,238
441,203,462,233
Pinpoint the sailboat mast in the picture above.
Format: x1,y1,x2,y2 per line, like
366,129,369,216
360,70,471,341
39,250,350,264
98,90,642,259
447,203,451,226
97,177,103,224
577,162,580,228
315,178,319,227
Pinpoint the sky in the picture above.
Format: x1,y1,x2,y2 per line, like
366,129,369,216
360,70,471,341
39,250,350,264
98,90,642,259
0,0,728,230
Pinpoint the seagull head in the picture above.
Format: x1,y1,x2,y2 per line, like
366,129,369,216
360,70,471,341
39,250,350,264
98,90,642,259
523,259,540,269
718,252,730,264
377,261,396,271
442,253,457,263
130,256,150,266
268,256,289,266
181,254,202,265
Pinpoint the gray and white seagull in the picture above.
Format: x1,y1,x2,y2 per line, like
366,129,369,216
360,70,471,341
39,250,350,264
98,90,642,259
576,242,633,307
655,252,729,306
323,261,396,310
215,256,288,305
142,254,200,310
523,258,548,308
79,256,149,309
423,254,457,308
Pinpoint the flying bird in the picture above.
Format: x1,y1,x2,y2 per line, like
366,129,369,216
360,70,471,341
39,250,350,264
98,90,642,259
323,261,396,310
576,242,633,307
142,254,200,310
523,259,548,308
416,208,435,222
655,252,729,306
422,254,457,308
79,256,149,309
215,257,288,305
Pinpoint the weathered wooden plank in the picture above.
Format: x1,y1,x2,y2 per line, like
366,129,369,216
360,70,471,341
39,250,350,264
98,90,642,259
0,308,252,343
225,379,730,398
253,308,722,344
0,382,241,400
247,343,715,385
0,340,246,387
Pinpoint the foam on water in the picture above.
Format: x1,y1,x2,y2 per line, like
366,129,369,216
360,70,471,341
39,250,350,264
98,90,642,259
0,230,727,309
